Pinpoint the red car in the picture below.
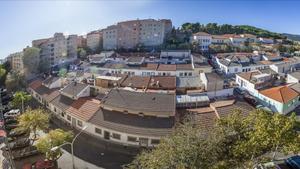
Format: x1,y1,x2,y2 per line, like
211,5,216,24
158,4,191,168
23,160,55,169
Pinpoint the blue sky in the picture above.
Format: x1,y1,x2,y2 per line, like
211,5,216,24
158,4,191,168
0,0,300,59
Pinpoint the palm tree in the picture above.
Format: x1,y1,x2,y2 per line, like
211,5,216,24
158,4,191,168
16,108,49,144
12,91,31,113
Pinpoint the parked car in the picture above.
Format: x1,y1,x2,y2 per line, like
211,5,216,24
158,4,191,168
4,119,18,125
3,137,30,150
244,94,258,106
12,146,39,160
285,155,300,169
23,160,55,169
234,88,245,95
8,129,28,138
5,123,18,131
4,109,20,118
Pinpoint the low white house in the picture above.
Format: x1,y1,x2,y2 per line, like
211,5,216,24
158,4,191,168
191,32,212,51
235,70,274,97
287,71,300,83
259,37,274,44
214,53,268,75
257,85,300,114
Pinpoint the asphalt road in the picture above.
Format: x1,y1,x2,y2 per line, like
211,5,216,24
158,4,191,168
50,116,140,169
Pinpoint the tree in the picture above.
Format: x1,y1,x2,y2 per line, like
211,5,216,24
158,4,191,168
5,72,26,92
36,129,73,161
0,61,11,87
127,123,221,169
12,91,32,112
22,47,40,75
77,48,88,60
16,108,50,144
58,68,67,78
128,109,300,169
0,67,7,86
38,58,51,73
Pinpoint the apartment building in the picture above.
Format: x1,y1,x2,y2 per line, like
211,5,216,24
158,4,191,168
86,30,103,51
77,35,87,48
103,19,172,50
8,52,24,73
32,33,78,66
103,25,118,50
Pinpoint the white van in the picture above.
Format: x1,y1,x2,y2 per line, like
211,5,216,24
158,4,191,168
4,109,20,118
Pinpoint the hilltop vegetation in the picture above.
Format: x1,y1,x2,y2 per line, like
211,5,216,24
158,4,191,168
283,33,300,41
181,22,285,39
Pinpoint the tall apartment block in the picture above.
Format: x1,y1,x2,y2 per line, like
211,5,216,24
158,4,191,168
32,33,78,66
86,30,103,51
7,52,24,73
103,19,172,50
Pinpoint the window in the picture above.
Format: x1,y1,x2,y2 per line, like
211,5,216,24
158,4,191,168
179,72,183,77
77,120,83,127
112,133,121,140
128,136,137,142
67,115,71,121
151,139,160,145
188,72,192,76
54,107,57,112
95,128,102,134
61,112,65,117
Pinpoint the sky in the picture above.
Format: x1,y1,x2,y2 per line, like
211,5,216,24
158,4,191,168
0,0,300,59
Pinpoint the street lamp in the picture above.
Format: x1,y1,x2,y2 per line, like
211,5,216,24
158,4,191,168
51,126,88,169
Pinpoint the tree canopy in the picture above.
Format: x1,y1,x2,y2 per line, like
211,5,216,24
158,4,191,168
5,71,26,92
128,109,300,169
16,108,50,144
181,22,285,39
0,61,11,87
12,91,32,112
36,129,73,161
22,47,41,74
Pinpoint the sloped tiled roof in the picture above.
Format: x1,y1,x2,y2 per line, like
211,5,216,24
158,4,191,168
148,76,176,90
176,64,193,70
35,86,60,102
237,70,261,81
214,100,254,118
88,108,174,137
50,94,74,111
101,89,176,117
28,79,43,90
42,76,60,86
157,64,176,71
66,97,100,121
259,86,299,103
61,82,89,97
120,76,150,89
145,63,158,70
127,57,144,63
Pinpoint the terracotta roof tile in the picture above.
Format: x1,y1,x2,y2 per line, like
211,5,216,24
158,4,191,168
121,76,150,89
66,97,101,121
142,63,158,70
259,86,299,103
237,70,261,81
157,64,176,71
148,76,176,90
176,64,193,70
28,79,43,90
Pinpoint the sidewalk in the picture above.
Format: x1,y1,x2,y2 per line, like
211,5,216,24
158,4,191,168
58,149,104,169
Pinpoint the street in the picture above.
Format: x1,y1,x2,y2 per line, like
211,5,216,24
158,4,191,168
50,115,139,169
